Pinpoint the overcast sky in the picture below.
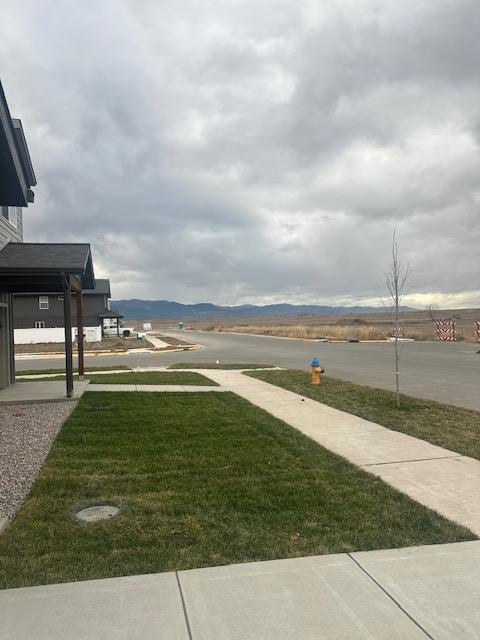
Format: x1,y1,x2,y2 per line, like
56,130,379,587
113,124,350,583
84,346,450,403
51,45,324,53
1,0,479,307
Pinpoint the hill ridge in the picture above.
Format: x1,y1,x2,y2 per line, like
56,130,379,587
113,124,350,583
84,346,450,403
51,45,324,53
111,299,413,320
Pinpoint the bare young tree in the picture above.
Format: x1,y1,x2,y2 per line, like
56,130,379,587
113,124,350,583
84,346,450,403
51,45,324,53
386,230,410,407
426,304,437,323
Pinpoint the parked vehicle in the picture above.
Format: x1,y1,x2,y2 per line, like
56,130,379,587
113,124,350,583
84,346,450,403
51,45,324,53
102,321,135,338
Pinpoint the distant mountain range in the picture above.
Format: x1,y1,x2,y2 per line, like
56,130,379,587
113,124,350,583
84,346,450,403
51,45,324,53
111,299,413,320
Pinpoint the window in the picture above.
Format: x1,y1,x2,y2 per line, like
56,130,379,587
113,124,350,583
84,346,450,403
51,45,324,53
34,321,45,329
39,296,49,310
1,206,18,228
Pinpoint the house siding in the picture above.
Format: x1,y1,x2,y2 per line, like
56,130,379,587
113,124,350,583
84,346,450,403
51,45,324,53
0,211,23,386
0,209,23,249
13,293,108,330
0,289,14,387
16,208,23,240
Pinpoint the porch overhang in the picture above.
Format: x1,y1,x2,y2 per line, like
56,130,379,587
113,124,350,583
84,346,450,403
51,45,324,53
0,242,95,397
99,309,124,319
0,242,95,291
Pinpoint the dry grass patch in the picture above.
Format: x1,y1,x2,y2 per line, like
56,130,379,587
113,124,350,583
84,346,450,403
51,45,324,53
220,323,477,341
221,324,392,341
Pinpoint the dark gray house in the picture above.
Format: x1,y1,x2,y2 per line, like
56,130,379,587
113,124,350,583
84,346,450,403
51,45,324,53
0,79,97,396
13,278,123,343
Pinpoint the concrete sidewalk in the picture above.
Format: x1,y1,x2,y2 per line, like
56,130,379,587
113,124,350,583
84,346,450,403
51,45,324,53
0,381,88,406
145,335,171,349
196,370,480,535
1,541,478,639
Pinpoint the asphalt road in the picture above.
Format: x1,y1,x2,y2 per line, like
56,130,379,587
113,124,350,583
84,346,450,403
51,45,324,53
16,330,480,411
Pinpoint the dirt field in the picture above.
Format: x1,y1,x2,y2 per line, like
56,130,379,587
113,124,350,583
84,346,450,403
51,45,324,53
15,336,154,354
135,308,480,343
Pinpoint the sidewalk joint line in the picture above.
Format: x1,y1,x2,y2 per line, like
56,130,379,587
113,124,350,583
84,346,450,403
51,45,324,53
364,454,461,467
347,553,435,640
175,571,193,640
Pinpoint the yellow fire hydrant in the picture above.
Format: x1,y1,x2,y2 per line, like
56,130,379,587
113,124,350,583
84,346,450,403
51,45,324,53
311,358,325,385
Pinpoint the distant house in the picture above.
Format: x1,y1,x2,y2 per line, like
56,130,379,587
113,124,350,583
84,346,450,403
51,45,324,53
13,278,124,344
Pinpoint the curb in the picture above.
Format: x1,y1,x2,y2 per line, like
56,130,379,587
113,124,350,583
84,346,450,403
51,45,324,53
15,345,200,360
194,330,393,343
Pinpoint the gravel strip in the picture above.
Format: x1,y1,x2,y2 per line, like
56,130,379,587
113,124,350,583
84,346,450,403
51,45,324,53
0,402,77,520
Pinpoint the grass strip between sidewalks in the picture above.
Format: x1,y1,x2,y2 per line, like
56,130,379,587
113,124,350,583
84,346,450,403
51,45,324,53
16,371,217,386
168,362,275,370
247,369,480,460
87,371,217,385
16,365,131,376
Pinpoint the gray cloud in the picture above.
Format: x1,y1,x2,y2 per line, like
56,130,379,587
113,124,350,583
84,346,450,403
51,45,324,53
1,0,479,307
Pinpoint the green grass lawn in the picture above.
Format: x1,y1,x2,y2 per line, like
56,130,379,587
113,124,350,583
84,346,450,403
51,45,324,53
87,371,217,385
16,371,217,385
16,365,131,376
17,375,69,381
247,370,480,460
0,391,473,589
168,362,275,369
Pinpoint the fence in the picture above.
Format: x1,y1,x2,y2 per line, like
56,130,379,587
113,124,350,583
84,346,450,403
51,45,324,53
14,325,102,344
434,320,456,341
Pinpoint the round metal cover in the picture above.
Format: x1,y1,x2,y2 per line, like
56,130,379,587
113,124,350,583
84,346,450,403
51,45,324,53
75,505,120,523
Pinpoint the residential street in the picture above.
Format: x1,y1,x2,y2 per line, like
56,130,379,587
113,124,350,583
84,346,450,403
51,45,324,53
16,330,480,411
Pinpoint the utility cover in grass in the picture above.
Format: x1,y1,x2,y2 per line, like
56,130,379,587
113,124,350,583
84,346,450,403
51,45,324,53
75,505,120,523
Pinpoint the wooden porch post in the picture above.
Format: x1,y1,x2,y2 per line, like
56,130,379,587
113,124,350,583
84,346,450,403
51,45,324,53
7,292,15,385
63,275,74,398
76,291,85,380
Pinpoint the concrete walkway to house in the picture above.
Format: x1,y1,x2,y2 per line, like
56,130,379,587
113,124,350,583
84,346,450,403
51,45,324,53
1,541,479,639
144,334,171,349
0,381,89,406
193,370,480,536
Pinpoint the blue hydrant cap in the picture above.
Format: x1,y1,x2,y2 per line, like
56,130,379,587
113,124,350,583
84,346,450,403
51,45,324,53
311,357,320,367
